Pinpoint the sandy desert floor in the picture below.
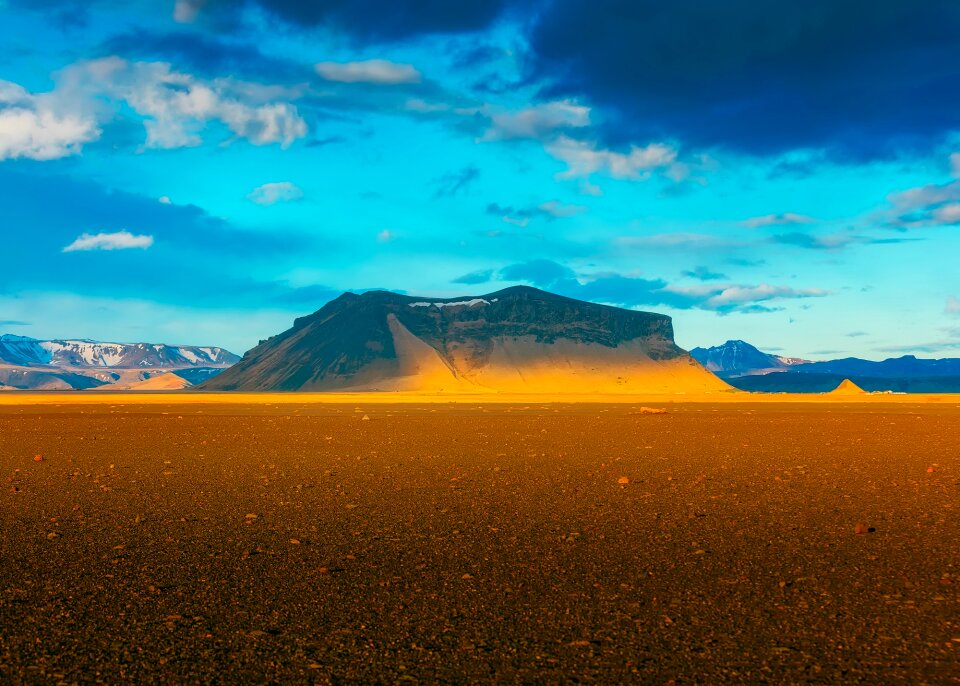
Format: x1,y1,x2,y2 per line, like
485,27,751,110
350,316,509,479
1,398,959,683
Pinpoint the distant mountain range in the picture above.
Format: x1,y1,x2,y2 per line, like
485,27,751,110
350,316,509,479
691,340,960,393
0,334,239,391
202,286,729,394
0,335,237,368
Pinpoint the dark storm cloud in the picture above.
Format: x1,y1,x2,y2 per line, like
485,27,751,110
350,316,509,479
100,30,306,82
238,0,529,43
527,0,960,159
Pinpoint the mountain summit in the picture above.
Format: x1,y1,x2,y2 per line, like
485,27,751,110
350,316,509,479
690,340,809,378
202,286,728,393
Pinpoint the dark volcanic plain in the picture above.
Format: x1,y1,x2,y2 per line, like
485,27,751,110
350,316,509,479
2,401,959,684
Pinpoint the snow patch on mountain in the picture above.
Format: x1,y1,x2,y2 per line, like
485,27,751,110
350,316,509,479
409,299,491,309
0,335,240,369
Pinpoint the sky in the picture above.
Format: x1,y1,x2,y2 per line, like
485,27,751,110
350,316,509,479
1,0,959,359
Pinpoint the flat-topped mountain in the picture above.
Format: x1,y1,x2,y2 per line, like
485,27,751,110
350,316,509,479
202,286,728,393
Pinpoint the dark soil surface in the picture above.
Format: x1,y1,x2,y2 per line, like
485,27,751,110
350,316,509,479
1,402,959,683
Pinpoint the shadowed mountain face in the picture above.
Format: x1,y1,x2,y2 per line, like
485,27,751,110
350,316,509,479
203,286,727,393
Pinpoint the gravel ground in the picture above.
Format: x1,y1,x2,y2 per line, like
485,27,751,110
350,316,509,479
1,401,959,684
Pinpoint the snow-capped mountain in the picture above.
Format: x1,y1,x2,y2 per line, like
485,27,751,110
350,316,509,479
689,340,809,378
0,334,239,369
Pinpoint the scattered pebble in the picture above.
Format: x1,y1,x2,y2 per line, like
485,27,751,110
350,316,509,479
33,454,43,462
617,476,630,485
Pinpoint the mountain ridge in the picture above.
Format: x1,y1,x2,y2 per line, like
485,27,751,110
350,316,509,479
0,335,239,369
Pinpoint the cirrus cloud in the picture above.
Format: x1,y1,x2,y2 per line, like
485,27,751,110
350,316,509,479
315,59,421,84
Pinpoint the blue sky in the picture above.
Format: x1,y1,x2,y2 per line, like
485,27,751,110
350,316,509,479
2,0,959,358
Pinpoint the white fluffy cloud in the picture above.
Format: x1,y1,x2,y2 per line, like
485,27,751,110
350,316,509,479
0,80,100,161
742,212,815,228
62,231,154,252
247,181,305,206
0,58,308,159
76,59,307,149
480,101,590,142
315,60,421,85
546,136,681,180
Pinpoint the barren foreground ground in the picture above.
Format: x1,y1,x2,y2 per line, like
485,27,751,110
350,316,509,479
1,400,959,683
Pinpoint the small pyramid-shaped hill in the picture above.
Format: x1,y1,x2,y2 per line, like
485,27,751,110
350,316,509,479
201,286,730,394
829,378,866,395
